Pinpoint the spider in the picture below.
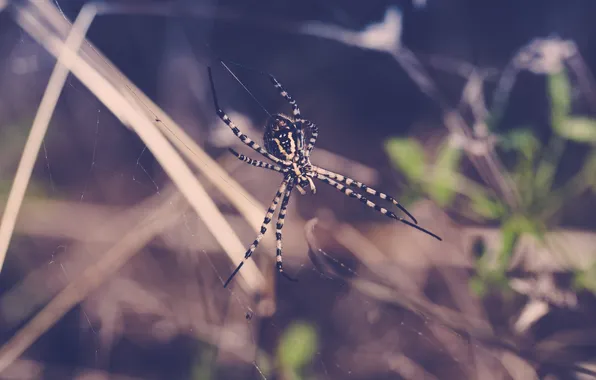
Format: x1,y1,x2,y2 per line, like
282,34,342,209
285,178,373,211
207,64,442,288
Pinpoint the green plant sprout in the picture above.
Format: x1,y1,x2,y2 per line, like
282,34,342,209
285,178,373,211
385,66,596,296
277,321,318,380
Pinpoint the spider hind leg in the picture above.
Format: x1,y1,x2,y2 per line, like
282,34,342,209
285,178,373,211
223,179,289,288
315,173,442,241
313,166,418,224
276,181,298,282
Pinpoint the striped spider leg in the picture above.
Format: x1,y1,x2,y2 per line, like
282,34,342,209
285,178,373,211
207,67,291,167
303,120,319,158
313,171,442,241
275,181,298,282
267,72,319,159
268,73,301,118
210,65,308,287
223,178,291,288
312,166,418,224
228,148,287,173
267,52,437,237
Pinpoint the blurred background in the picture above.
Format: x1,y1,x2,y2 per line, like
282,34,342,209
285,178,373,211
1,0,596,379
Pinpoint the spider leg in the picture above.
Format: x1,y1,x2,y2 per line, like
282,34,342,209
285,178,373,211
220,61,300,117
229,148,287,173
224,179,289,288
306,122,319,157
296,119,319,157
268,74,301,118
276,180,298,282
207,67,290,165
268,76,316,157
315,174,442,241
313,166,418,224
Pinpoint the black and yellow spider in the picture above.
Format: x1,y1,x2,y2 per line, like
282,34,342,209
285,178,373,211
207,64,442,288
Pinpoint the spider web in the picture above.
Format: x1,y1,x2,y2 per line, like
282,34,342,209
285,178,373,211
2,1,596,380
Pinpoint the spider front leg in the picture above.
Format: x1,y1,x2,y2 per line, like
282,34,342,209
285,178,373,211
315,174,442,241
268,75,320,156
268,74,301,118
228,148,288,173
224,179,289,288
275,181,298,281
313,166,417,224
208,67,290,165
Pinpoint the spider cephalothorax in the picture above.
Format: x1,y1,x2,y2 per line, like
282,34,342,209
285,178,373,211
207,64,442,288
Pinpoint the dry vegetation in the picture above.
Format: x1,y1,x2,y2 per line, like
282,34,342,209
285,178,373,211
1,1,596,379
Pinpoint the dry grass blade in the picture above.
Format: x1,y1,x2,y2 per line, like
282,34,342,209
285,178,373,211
0,186,184,373
30,0,269,230
353,279,596,378
2,197,169,328
23,0,295,290
12,1,264,292
0,5,97,274
0,2,271,370
387,354,440,380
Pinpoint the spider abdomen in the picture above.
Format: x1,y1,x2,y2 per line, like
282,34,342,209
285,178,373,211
263,114,303,161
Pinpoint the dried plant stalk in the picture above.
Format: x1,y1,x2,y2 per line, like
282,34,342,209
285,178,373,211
0,186,183,373
10,1,265,292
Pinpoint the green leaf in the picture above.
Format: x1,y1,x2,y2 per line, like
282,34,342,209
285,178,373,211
499,218,521,269
277,322,318,372
498,129,539,205
533,136,565,202
385,138,426,182
470,193,504,219
499,129,540,160
470,272,509,297
499,215,542,270
557,117,596,143
427,182,454,207
548,69,571,127
428,141,462,206
469,276,487,297
434,140,462,172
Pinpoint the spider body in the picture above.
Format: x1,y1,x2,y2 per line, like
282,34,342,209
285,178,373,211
263,114,316,194
207,65,442,288
263,114,302,161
